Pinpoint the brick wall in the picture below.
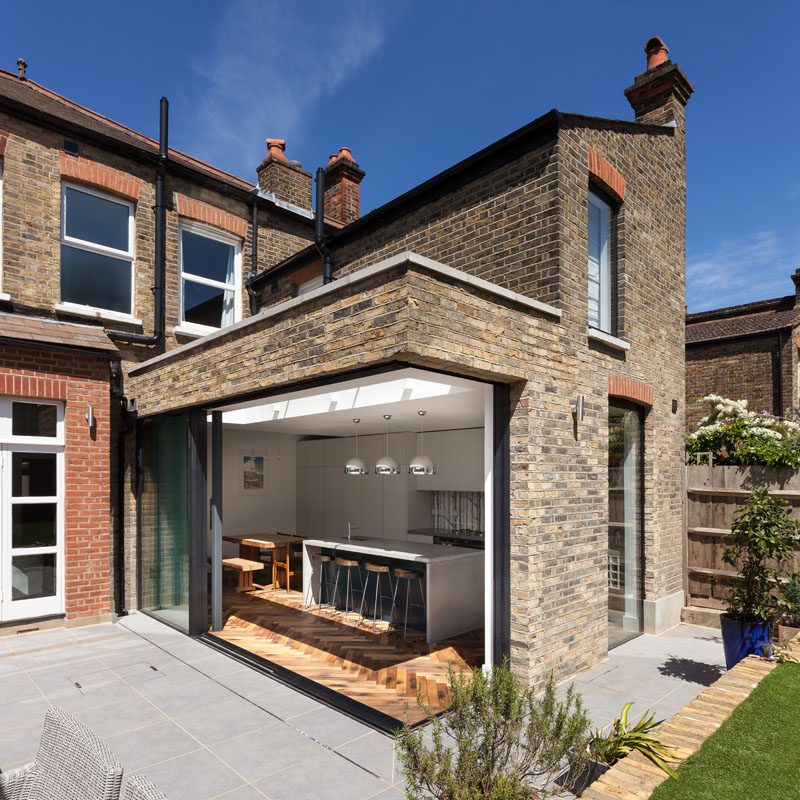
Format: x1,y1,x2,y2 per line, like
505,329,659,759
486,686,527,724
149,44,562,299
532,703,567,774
0,345,112,623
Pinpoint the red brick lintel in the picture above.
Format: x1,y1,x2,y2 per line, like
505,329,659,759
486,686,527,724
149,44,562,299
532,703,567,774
290,259,324,286
0,370,68,400
59,153,141,201
174,193,248,239
588,147,625,203
0,128,8,158
608,374,653,407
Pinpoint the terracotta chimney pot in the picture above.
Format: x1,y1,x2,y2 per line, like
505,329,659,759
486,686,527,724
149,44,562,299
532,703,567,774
645,36,669,71
265,138,288,161
17,58,27,80
337,147,353,162
327,153,338,166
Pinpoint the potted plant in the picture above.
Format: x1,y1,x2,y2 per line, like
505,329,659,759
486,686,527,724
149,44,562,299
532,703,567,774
720,489,800,669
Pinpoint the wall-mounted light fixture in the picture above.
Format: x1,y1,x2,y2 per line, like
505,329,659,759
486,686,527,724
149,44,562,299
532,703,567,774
86,405,95,429
572,395,585,422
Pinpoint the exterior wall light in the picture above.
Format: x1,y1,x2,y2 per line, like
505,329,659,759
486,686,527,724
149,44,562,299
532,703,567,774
572,394,585,422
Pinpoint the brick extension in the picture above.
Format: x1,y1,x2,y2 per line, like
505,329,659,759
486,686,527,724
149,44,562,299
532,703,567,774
581,653,778,799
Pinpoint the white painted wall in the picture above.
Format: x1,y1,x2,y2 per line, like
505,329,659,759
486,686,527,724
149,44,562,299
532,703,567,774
207,427,300,556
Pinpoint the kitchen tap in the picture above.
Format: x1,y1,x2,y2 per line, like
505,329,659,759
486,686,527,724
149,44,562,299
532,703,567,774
347,522,361,542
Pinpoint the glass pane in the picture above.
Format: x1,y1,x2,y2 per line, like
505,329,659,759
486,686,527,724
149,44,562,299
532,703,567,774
608,403,643,649
139,414,190,631
64,186,129,251
12,553,56,601
12,403,57,437
181,230,234,284
13,504,57,548
183,279,223,328
61,245,132,313
13,453,56,497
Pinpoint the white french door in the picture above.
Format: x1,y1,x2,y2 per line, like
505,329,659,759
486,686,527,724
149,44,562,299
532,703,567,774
0,401,65,622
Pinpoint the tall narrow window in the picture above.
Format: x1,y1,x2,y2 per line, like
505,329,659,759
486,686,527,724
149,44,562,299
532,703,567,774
179,223,241,334
60,183,135,316
588,191,612,333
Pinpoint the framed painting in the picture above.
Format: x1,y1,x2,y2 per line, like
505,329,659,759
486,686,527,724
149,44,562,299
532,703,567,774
238,450,266,495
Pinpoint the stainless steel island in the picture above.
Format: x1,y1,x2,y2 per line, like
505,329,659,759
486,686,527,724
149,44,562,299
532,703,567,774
302,537,484,642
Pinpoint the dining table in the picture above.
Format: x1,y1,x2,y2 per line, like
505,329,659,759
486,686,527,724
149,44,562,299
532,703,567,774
222,533,304,591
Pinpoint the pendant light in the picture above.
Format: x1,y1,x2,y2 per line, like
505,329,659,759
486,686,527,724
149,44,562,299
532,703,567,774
375,414,400,475
344,418,367,475
409,410,436,476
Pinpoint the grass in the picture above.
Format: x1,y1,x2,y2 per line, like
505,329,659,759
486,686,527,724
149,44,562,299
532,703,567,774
649,662,800,800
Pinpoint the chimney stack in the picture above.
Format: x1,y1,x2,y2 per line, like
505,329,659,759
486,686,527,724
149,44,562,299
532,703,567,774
324,147,365,226
624,37,693,127
256,138,312,211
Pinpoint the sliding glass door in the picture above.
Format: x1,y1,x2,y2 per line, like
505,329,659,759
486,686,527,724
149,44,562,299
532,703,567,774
607,402,643,648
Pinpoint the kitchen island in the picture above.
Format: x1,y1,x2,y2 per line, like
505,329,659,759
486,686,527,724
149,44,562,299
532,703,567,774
302,537,484,642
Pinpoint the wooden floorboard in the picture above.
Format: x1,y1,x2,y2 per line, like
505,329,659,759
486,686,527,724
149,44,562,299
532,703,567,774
212,587,483,724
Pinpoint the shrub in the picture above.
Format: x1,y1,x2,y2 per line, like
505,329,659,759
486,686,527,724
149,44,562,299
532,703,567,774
685,395,800,469
723,489,800,622
394,662,591,800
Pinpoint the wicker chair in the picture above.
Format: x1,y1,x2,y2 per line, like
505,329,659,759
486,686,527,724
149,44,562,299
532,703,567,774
0,706,123,800
123,774,170,800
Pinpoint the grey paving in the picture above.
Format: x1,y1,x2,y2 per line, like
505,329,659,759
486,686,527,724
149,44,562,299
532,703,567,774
0,614,725,800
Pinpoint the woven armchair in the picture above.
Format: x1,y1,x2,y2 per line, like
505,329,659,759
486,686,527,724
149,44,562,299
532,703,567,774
0,706,123,800
123,774,170,800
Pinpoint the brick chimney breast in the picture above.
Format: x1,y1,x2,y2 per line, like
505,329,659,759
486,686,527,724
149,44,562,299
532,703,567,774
324,147,366,226
624,37,694,127
256,138,312,211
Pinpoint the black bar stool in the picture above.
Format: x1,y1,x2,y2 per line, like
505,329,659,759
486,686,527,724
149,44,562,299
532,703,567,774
304,552,336,613
359,563,394,632
390,568,426,640
334,557,363,622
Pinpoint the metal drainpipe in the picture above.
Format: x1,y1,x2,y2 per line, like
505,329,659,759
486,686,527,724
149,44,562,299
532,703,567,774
106,96,168,346
314,167,332,284
777,329,785,416
110,359,129,617
246,199,259,316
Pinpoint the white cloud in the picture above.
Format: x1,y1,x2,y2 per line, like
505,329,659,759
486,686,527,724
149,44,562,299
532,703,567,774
686,230,800,313
182,0,386,180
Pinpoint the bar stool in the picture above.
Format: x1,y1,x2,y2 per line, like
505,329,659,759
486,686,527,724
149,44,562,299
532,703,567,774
334,557,363,622
359,563,394,632
304,552,336,613
390,568,426,640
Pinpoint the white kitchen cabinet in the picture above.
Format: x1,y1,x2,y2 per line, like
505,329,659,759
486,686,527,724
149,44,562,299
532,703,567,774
323,438,342,467
307,439,325,467
296,440,309,468
361,433,384,468
296,466,308,536
341,472,362,535
467,428,485,492
382,472,407,539
323,466,342,537
416,428,484,492
361,472,383,537
306,466,324,536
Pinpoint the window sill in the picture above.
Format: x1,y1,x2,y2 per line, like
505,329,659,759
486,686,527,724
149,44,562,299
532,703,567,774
55,302,142,327
587,327,630,352
0,292,11,302
173,322,217,338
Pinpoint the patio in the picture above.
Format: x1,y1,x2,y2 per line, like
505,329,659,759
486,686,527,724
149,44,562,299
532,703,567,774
0,615,724,800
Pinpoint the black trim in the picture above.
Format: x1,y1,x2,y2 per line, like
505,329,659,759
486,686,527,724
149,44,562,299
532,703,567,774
492,383,511,663
199,633,415,734
188,408,208,635
0,335,116,359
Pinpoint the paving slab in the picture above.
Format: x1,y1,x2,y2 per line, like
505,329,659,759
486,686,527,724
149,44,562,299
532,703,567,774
290,704,374,749
335,731,396,783
105,720,202,772
174,699,277,745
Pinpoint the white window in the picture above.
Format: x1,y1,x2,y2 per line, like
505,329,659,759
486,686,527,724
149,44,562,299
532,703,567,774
60,183,135,316
588,190,612,333
0,400,65,622
178,222,242,334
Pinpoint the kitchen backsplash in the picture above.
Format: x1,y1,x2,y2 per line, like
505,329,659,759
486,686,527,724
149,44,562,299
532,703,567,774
431,491,484,531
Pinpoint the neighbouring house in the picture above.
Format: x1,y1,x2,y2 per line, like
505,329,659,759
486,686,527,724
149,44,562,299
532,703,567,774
686,268,800,432
0,37,693,728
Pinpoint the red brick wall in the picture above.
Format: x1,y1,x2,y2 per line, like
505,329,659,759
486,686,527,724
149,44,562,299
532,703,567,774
0,346,112,622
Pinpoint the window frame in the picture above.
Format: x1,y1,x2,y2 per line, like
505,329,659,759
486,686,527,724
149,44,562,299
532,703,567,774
177,220,242,336
587,189,615,336
59,182,136,317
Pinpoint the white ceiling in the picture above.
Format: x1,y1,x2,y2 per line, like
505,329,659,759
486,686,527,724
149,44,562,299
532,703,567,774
208,368,487,436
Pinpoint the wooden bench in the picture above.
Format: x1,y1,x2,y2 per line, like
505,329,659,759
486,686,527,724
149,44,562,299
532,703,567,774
219,557,264,593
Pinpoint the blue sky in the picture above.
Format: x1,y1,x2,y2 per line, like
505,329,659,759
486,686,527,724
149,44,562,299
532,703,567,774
2,1,797,312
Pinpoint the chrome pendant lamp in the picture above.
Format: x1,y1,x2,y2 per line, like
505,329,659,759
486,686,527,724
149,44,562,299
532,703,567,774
375,414,400,476
344,418,367,475
409,410,436,476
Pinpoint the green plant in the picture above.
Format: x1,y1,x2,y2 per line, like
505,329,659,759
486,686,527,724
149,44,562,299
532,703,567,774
589,703,678,778
394,661,591,800
778,571,800,627
723,489,800,622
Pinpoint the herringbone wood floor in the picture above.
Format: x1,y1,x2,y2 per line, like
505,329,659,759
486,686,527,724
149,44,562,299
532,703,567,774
210,586,483,723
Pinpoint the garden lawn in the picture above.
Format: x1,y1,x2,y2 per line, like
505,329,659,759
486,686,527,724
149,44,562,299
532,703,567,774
649,662,800,800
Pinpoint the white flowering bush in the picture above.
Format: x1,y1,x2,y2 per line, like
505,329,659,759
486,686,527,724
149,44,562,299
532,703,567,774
686,395,800,469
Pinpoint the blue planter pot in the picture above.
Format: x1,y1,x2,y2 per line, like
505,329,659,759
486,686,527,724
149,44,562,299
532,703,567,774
720,614,772,669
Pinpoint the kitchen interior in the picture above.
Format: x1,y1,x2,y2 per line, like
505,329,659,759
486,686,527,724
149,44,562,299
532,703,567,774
206,368,490,724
